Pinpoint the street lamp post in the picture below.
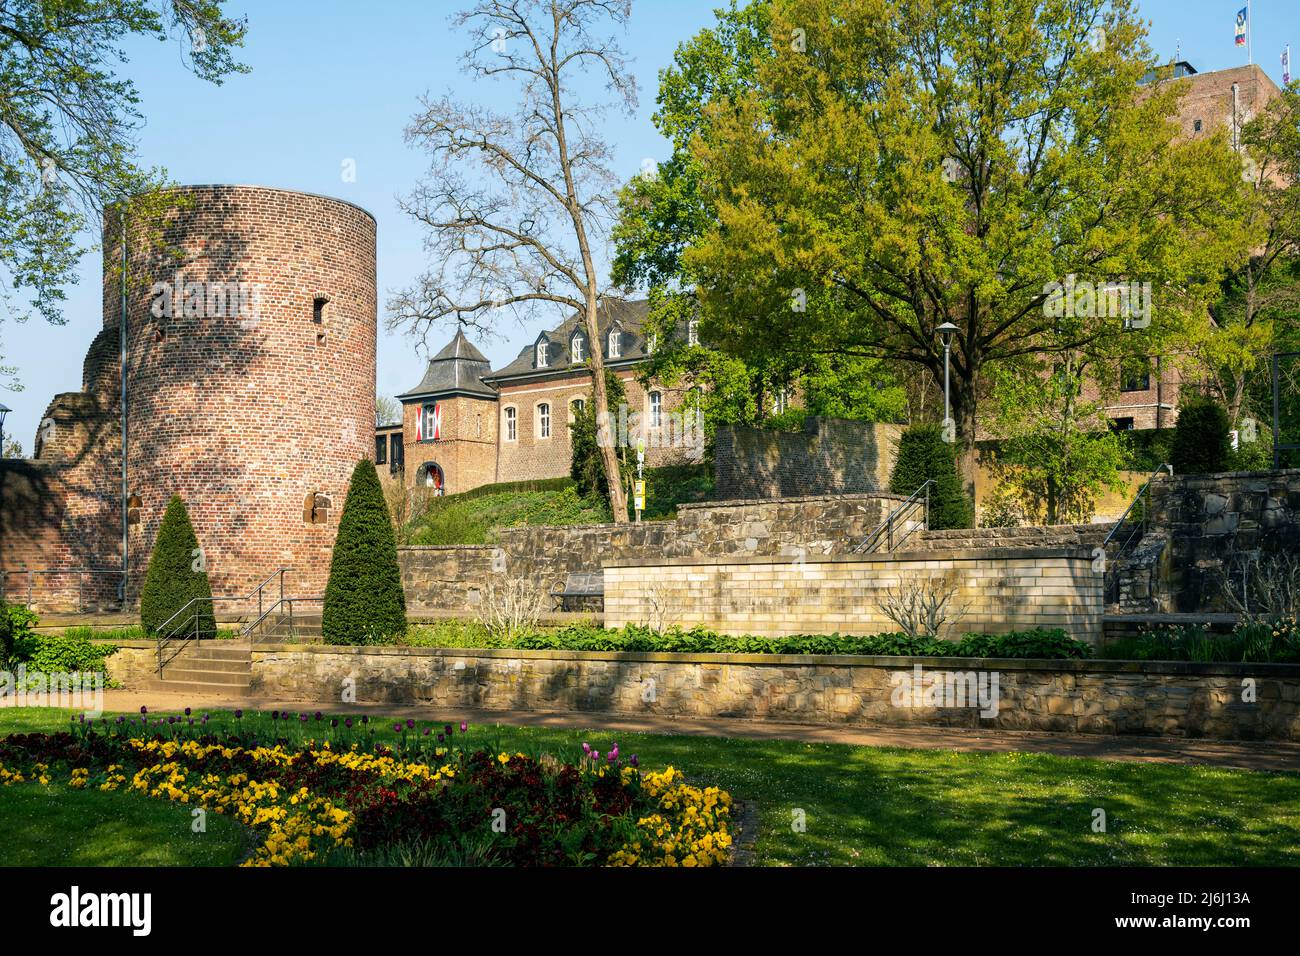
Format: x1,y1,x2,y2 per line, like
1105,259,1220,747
936,322,959,443
0,403,10,455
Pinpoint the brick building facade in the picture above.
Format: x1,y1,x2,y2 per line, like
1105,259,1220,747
392,300,699,496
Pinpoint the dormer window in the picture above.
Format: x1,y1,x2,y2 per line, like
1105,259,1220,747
608,330,621,359
571,333,584,363
687,319,699,347
536,341,549,368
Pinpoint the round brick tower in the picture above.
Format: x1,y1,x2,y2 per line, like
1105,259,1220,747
105,185,376,608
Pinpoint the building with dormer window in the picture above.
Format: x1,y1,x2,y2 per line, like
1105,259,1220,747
392,299,696,495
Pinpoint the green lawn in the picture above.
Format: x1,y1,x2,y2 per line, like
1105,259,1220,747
2,706,1298,866
0,779,251,866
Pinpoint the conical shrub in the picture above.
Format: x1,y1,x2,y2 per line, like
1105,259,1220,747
140,494,216,636
889,423,973,530
322,459,407,644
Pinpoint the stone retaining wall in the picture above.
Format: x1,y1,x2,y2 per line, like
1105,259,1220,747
98,641,1300,739
603,547,1104,641
399,492,901,612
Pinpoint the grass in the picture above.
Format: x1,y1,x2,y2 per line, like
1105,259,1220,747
51,625,242,642
403,464,714,545
0,779,250,866
3,706,1298,866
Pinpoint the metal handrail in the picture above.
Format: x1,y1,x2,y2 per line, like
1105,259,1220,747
154,567,293,673
242,594,324,644
0,568,126,614
854,480,934,554
1101,464,1172,604
1102,464,1173,553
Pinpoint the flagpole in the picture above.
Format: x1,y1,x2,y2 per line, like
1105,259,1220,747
1249,0,1253,65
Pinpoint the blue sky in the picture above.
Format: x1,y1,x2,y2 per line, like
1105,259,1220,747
1,0,1295,446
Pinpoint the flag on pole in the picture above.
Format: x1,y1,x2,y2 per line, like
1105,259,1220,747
1285,46,1293,84
1236,7,1248,47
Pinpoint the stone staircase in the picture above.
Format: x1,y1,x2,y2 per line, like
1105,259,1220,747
908,522,1118,551
144,641,252,697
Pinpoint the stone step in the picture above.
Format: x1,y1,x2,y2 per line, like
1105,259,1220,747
158,667,250,686
141,678,250,697
163,656,250,674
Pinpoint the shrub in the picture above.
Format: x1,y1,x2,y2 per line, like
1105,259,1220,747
140,494,215,637
11,633,118,685
1170,397,1232,475
889,423,973,529
323,460,407,644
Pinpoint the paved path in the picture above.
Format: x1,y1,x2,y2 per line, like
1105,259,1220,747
88,688,1300,774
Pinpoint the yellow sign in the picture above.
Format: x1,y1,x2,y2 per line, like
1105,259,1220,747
634,480,645,497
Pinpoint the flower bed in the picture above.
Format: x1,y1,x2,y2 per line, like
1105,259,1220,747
0,711,733,867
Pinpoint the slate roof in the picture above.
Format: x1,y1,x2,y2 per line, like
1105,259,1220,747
483,299,652,383
397,328,496,400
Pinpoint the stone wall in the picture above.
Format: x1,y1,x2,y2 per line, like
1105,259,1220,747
399,492,901,611
191,644,1297,741
603,548,1104,641
1114,469,1300,613
714,419,902,500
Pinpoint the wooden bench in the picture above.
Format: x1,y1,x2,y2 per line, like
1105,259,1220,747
551,571,604,611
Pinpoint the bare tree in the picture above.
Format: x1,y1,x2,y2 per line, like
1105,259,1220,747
389,0,637,521
875,576,967,639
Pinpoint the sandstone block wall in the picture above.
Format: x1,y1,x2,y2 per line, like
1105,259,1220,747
398,492,901,611
603,548,1104,641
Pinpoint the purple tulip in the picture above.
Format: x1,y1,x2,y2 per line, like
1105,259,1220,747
271,711,280,721
360,715,369,725
299,714,308,723
184,707,191,717
315,711,323,721
582,742,591,754
423,728,431,736
394,723,403,733
116,716,125,724
437,733,445,743
407,719,416,730
444,724,452,736
344,718,353,729
630,755,638,767
234,709,243,719
331,719,339,728
140,706,148,715
591,751,600,761
460,721,467,733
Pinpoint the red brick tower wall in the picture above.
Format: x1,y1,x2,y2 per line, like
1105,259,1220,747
106,185,376,607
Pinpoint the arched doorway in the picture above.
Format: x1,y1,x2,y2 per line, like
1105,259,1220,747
417,462,445,495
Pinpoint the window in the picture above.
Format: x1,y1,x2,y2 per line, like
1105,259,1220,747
571,334,584,362
687,319,699,346
419,403,443,441
538,402,551,439
1110,417,1136,432
504,406,517,442
127,494,141,528
569,397,586,423
1194,118,1203,132
608,330,621,358
536,341,549,368
1120,357,1151,392
375,435,387,465
649,391,663,428
313,296,329,346
389,433,403,475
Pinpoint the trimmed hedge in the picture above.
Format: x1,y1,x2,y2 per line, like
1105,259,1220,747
140,495,215,637
1170,397,1232,475
400,622,1092,659
323,460,407,644
889,423,973,529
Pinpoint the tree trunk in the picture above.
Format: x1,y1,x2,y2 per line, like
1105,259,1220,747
585,296,629,523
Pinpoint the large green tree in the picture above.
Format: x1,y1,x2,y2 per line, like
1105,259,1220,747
0,0,247,381
677,0,1248,472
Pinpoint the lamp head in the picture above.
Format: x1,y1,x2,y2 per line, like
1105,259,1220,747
936,322,959,349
